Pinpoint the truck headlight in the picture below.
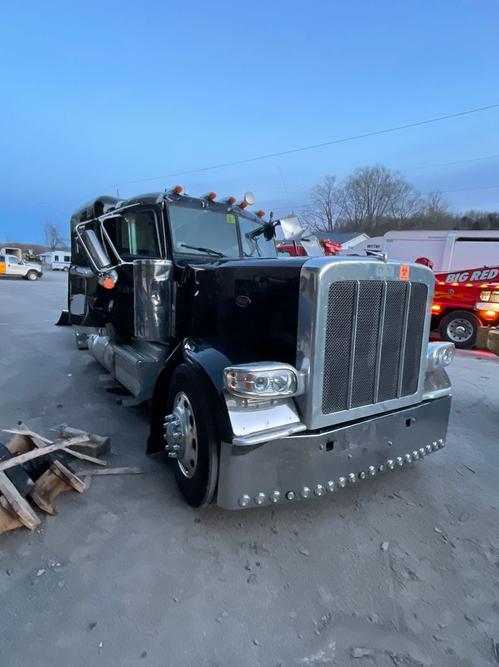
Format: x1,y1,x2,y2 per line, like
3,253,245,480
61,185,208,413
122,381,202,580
426,342,455,371
224,363,301,398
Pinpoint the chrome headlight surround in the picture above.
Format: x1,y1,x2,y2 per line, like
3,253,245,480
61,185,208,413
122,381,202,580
223,362,303,399
426,342,455,372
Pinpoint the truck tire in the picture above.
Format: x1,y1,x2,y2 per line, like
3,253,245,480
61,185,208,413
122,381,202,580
165,363,219,507
26,270,39,281
439,310,480,349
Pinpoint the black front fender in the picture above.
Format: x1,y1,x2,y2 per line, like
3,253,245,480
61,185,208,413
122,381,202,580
147,339,234,454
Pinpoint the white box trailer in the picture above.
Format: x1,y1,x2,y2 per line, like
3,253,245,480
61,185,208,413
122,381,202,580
350,230,499,271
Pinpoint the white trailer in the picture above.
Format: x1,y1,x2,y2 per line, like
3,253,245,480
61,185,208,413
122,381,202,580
40,250,71,270
350,230,499,271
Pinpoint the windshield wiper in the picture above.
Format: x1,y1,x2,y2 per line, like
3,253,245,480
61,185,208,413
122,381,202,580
178,243,226,258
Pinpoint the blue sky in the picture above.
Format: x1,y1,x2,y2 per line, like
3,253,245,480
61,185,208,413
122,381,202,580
1,0,498,243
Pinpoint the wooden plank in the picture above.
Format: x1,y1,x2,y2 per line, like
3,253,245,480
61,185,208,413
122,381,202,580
3,424,107,466
77,466,144,477
2,424,53,447
0,497,24,534
60,449,107,466
52,460,86,492
0,436,88,472
0,472,40,530
29,461,86,514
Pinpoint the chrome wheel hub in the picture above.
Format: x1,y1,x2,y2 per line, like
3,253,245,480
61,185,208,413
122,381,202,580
163,391,198,478
446,318,473,343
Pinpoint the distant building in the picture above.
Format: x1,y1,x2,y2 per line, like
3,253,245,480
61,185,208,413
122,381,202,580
39,248,71,270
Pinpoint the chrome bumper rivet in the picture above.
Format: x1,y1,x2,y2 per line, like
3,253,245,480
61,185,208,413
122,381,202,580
338,477,347,489
432,441,438,451
348,473,356,484
425,444,432,454
387,459,395,470
300,486,311,499
314,484,325,496
326,480,335,492
396,456,403,467
286,490,296,501
438,438,445,448
404,454,412,463
412,450,419,460
254,492,266,505
270,490,281,503
378,464,385,473
239,494,251,507
368,466,376,477
419,447,426,458
359,471,367,480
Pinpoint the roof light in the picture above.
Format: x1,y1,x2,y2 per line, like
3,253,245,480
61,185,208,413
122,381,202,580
239,191,255,208
256,210,265,219
223,196,237,205
203,192,217,201
166,184,184,195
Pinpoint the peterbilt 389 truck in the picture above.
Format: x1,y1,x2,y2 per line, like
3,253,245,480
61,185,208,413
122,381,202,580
66,187,454,509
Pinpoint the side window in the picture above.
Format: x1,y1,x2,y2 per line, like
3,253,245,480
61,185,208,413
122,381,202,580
8,256,19,265
54,255,59,262
64,255,70,262
103,209,160,260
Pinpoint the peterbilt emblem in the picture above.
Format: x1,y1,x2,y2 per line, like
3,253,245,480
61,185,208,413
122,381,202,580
235,295,251,308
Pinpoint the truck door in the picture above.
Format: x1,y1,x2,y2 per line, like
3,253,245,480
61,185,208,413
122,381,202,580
5,255,26,276
68,205,163,330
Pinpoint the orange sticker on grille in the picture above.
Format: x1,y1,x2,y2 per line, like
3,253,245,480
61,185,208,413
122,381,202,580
400,265,410,280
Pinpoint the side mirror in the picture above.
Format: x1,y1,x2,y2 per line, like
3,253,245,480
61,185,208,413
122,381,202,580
79,228,112,272
263,222,276,241
278,215,305,241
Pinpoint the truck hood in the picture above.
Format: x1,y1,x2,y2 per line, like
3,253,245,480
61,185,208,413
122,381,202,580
183,257,308,365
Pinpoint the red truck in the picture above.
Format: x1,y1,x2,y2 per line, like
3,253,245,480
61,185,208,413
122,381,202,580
432,265,499,348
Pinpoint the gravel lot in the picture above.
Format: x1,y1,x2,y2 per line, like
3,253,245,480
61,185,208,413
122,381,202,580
0,271,498,667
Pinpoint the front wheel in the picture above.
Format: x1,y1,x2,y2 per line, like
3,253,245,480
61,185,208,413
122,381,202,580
26,271,39,281
164,364,219,507
439,310,480,349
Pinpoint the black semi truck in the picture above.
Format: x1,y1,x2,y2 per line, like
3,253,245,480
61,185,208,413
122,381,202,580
66,186,454,509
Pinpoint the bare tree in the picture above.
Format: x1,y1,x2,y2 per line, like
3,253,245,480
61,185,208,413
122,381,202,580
423,191,449,218
337,166,423,230
302,176,341,233
44,222,66,250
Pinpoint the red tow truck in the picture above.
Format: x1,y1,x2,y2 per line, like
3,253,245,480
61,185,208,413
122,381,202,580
277,239,341,256
432,265,499,348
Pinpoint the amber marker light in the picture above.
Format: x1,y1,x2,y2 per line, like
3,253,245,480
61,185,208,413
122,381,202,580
256,210,265,218
432,304,442,313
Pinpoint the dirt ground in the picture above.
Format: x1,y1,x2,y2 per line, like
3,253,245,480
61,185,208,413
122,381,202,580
0,271,498,667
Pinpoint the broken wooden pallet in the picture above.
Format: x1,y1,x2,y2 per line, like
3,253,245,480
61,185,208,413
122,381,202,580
0,425,110,535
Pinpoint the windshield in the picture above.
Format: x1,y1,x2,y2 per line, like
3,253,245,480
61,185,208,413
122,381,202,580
168,205,277,259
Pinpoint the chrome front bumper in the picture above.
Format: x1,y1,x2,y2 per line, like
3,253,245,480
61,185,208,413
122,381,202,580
216,396,451,510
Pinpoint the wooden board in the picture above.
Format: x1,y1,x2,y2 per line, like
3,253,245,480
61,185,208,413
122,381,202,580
29,461,86,515
0,436,88,473
3,427,107,466
78,466,144,477
0,472,40,530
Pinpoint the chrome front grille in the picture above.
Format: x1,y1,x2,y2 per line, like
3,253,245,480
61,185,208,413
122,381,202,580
296,258,434,431
322,280,427,415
